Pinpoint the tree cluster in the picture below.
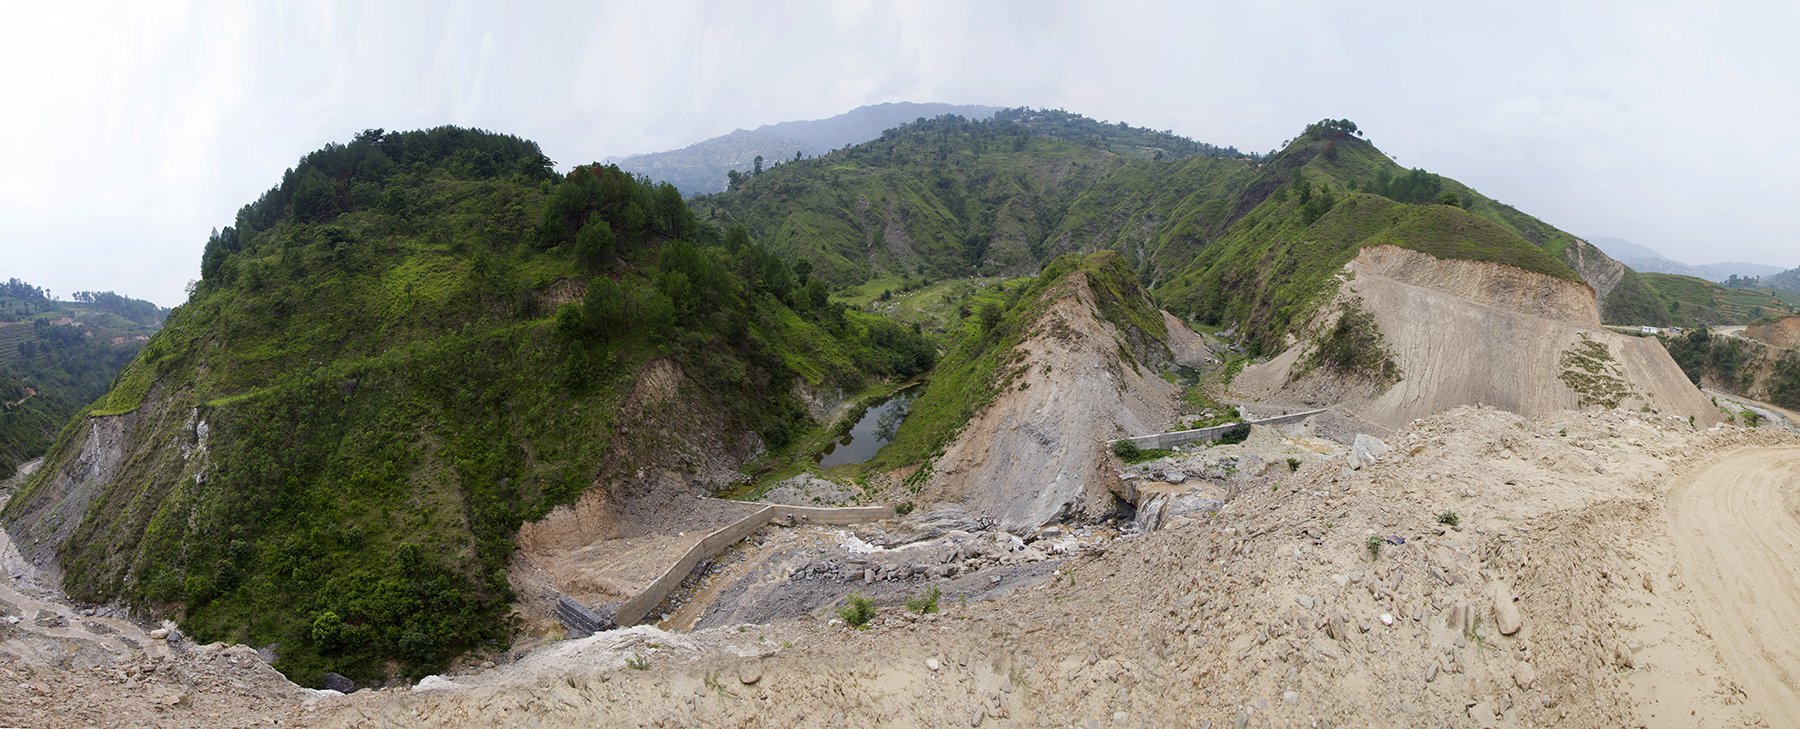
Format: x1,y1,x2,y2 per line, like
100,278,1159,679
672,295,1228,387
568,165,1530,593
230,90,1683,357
203,127,558,284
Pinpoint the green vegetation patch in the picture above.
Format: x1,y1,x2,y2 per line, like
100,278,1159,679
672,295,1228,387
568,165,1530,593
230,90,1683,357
1558,334,1637,409
1302,303,1400,383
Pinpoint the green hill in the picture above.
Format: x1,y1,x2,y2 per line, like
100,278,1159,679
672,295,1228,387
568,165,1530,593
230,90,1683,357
3,127,933,685
701,115,1614,353
0,280,163,480
1637,273,1799,327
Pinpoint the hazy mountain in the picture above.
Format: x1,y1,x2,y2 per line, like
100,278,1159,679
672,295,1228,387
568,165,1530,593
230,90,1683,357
607,102,1001,196
1589,236,1784,282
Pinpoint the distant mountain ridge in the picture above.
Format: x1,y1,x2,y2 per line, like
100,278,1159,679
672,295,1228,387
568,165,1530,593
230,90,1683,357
1589,236,1783,283
607,102,1003,196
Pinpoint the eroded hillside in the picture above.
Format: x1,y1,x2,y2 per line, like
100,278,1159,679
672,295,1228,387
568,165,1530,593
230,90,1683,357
1235,246,1718,430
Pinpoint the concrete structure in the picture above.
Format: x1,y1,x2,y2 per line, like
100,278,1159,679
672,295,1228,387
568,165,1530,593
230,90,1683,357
1107,409,1329,450
595,502,895,629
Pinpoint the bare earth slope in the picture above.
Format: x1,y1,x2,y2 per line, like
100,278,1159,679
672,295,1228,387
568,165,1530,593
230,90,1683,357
1237,246,1719,430
1742,315,1800,350
921,272,1179,531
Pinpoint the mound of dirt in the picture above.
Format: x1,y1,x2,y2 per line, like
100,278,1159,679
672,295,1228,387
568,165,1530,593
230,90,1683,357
1236,246,1720,430
1742,315,1800,349
920,271,1180,531
282,407,1800,727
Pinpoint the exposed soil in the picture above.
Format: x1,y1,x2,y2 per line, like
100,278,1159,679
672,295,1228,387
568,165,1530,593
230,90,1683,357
1236,246,1720,430
1742,315,1800,349
920,272,1180,531
279,407,1800,728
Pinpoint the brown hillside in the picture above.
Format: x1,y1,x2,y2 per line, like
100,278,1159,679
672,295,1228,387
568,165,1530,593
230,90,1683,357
921,271,1179,531
1742,315,1800,349
1236,246,1719,429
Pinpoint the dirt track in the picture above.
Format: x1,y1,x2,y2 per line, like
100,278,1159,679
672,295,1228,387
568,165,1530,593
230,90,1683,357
1667,447,1800,721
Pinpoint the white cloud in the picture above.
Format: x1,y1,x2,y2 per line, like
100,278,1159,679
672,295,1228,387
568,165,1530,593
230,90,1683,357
0,0,1795,307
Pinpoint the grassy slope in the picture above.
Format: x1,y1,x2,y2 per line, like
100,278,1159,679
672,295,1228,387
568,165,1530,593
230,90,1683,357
1639,273,1798,327
4,130,931,686
1155,132,1580,353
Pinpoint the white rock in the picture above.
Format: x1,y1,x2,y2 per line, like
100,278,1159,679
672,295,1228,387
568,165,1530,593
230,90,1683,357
1379,613,1394,626
413,675,458,692
926,658,941,672
1491,583,1522,635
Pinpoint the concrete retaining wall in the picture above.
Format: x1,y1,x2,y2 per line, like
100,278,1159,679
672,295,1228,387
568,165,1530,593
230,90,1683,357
609,501,895,627
1109,409,1329,450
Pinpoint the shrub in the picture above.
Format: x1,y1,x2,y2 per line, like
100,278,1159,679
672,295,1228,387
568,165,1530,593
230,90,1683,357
625,654,650,670
1286,457,1301,472
905,587,941,616
1365,534,1383,559
1436,511,1460,527
838,592,877,628
1216,423,1251,445
1111,440,1141,459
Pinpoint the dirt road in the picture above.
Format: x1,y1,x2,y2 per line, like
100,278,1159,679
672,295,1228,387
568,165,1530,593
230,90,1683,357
1668,447,1800,721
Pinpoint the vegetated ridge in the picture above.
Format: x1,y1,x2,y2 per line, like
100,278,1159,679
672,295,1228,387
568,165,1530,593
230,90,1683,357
0,279,163,480
0,127,934,686
699,114,1662,354
607,102,1002,196
1636,272,1800,328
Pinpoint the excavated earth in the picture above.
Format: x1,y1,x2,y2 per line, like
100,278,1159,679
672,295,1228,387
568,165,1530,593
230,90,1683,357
1742,315,1800,350
13,407,1799,727
268,407,1798,727
1236,246,1720,431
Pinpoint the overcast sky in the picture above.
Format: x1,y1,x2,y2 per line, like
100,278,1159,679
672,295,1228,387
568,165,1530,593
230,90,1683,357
3,0,1796,307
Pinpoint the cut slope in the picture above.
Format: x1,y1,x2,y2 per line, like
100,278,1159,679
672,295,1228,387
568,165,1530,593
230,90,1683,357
902,252,1180,531
1235,246,1719,429
1743,314,1800,349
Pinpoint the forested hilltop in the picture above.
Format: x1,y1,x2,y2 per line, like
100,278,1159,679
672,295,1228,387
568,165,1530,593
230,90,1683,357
3,127,932,685
0,279,163,480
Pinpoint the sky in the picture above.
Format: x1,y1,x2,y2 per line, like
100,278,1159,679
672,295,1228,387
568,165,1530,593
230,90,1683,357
3,0,1797,307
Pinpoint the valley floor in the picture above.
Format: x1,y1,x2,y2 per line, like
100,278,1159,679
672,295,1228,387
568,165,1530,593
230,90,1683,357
8,407,1800,727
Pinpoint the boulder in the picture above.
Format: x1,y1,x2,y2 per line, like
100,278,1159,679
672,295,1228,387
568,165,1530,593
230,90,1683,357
1348,434,1391,470
321,672,357,694
1490,583,1522,636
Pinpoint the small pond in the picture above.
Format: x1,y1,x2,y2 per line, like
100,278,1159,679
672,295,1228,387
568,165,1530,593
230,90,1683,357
815,388,919,467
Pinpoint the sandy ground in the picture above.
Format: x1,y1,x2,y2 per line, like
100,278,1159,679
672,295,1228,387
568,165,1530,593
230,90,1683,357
1664,448,1800,722
272,407,1800,728
5,408,1800,726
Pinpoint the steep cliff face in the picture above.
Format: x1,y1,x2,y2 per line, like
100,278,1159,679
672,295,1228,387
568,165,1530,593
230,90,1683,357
918,253,1181,531
1235,246,1719,430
